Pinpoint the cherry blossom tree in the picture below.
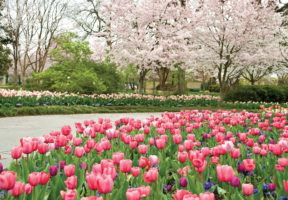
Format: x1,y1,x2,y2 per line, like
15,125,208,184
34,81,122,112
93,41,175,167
96,0,194,94
191,0,281,98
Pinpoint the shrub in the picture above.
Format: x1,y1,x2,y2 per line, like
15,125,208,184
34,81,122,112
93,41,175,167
208,84,220,93
224,85,286,103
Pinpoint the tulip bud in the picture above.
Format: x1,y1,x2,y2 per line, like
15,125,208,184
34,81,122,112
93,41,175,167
180,177,188,187
49,166,58,177
230,176,240,187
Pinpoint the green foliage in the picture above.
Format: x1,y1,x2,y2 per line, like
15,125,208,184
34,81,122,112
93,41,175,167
0,43,11,75
224,85,287,103
208,84,220,93
86,61,124,93
33,32,106,94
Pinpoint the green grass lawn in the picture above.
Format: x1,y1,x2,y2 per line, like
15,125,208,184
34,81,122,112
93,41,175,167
0,105,257,117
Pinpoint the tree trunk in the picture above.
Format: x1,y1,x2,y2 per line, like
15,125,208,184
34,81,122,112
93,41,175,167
158,68,169,90
21,72,26,88
138,75,144,94
177,68,186,93
153,80,156,95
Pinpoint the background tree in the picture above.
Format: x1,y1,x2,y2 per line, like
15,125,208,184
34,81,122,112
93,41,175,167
34,32,106,94
0,0,11,76
2,0,68,87
193,0,281,98
97,0,193,94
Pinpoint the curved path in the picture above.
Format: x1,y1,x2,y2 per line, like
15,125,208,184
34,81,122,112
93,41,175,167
0,113,162,168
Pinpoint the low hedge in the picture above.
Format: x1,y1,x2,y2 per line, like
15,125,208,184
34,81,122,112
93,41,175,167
224,85,288,103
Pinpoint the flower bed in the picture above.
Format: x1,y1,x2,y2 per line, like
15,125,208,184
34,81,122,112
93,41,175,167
1,106,288,199
0,89,220,108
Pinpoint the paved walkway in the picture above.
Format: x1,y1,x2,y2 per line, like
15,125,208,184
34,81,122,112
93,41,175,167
0,113,161,168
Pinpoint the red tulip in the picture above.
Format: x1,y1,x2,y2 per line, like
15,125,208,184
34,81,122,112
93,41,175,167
216,165,234,182
139,157,150,169
39,172,50,185
11,146,22,159
243,159,255,172
143,168,158,183
0,171,17,190
60,189,77,200
61,125,72,136
28,172,40,186
38,143,48,154
112,152,124,165
9,181,24,197
65,145,72,154
75,147,85,158
284,180,288,194
65,176,77,189
64,165,75,177
96,175,114,194
242,183,253,196
120,159,132,173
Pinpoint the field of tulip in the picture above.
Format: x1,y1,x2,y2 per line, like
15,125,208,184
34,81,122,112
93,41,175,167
1,106,288,200
0,89,220,108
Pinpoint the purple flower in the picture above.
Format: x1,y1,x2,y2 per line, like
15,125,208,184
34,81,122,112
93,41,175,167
49,165,58,176
80,163,88,171
269,183,276,192
60,160,66,170
230,176,240,187
180,177,188,187
237,164,245,173
0,162,3,173
167,185,172,191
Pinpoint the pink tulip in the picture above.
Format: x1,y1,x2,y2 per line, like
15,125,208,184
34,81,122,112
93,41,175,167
38,143,48,154
64,164,75,177
149,155,159,166
216,165,234,182
28,172,40,186
24,184,33,194
242,184,254,196
112,152,124,165
243,159,255,172
278,157,288,167
61,189,77,200
120,159,132,173
131,167,141,177
75,147,85,158
199,192,215,200
96,175,114,194
86,173,98,190
10,181,25,197
11,146,22,159
65,176,77,189
39,172,50,185
0,171,17,190
138,144,148,154
143,168,158,183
